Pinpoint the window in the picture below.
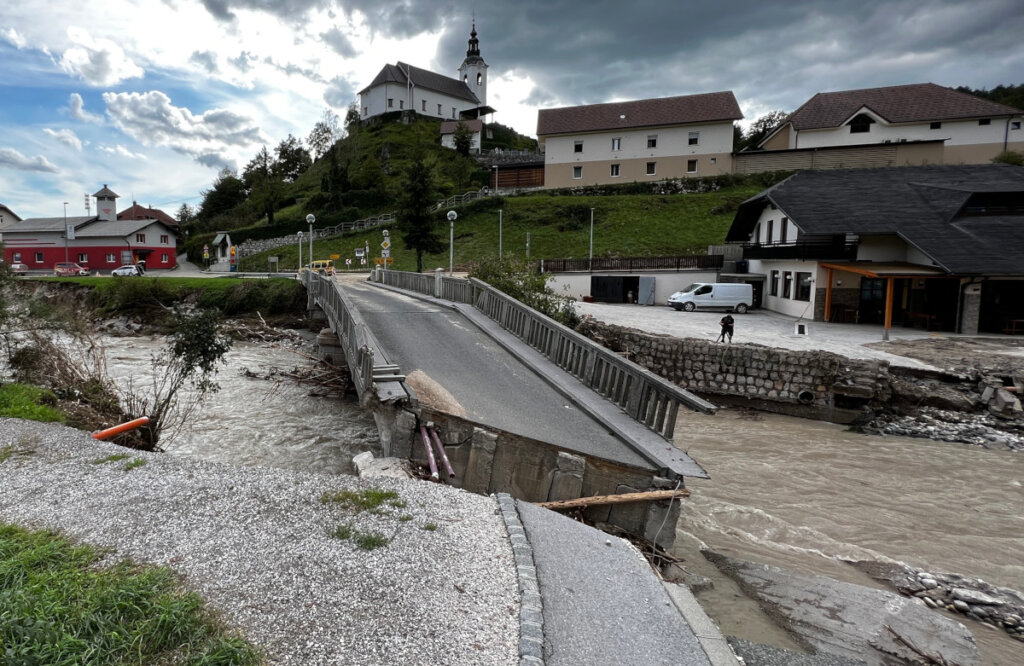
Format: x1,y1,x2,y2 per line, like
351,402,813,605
573,166,583,179
611,137,621,151
136,233,146,243
362,107,367,116
161,254,169,263
795,272,812,301
399,100,404,109
687,159,697,173
766,219,774,244
780,217,788,243
105,253,116,263
34,252,43,263
422,100,426,111
979,118,991,126
688,131,699,145
646,161,656,175
610,164,620,177
388,98,393,108
78,253,88,263
13,252,21,262
647,135,658,148
452,107,457,119
477,73,482,85
753,223,760,242
930,121,942,130
438,104,443,115
769,270,779,296
848,113,874,134
160,234,169,244
574,141,583,153
1012,121,1021,130
710,157,717,165
783,272,793,299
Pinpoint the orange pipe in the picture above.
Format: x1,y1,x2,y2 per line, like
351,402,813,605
92,416,150,440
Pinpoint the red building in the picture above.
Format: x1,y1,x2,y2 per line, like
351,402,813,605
2,185,178,273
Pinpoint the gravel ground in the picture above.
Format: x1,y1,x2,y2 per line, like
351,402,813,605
0,418,519,666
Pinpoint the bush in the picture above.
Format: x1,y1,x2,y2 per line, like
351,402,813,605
470,255,579,327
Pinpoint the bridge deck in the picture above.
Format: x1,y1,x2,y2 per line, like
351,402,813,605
340,279,707,477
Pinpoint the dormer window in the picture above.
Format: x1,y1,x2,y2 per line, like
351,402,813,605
930,121,942,130
848,114,874,134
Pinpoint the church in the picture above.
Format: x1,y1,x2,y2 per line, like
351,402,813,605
357,23,495,125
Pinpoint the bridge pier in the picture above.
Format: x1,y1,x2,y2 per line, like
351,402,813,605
315,328,346,366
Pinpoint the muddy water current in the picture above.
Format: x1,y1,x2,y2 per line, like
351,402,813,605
101,336,380,474
673,408,1024,664
98,336,1022,662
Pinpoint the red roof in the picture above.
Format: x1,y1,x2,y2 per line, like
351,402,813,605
784,83,1022,131
118,202,179,229
537,92,742,136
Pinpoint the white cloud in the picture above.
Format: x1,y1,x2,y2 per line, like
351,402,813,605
0,148,60,173
68,93,104,123
98,144,148,160
43,128,83,151
3,27,27,49
103,90,265,166
59,26,143,86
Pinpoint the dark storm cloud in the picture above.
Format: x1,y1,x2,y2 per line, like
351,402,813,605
323,76,354,108
321,26,357,57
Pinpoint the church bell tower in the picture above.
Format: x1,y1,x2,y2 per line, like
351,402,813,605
458,21,488,107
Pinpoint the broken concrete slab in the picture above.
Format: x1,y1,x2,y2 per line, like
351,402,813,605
706,553,979,666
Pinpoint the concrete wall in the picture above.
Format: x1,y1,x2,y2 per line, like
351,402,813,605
547,270,719,304
733,141,946,174
578,319,893,421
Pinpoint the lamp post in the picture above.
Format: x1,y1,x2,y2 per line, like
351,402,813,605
63,202,70,267
447,210,457,273
498,208,503,258
492,164,499,193
297,231,303,271
306,214,315,264
589,207,594,272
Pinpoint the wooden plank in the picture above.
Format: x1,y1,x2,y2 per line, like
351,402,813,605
537,488,690,510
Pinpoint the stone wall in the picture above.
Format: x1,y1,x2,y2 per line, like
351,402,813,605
578,319,894,421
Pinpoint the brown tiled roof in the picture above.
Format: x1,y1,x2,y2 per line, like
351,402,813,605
785,83,1022,131
440,119,484,134
536,92,743,136
359,62,479,103
118,203,179,228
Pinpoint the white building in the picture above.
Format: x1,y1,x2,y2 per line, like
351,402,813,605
358,23,494,126
536,92,743,189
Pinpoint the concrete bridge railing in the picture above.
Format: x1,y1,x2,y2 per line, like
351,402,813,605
302,271,377,399
373,269,715,440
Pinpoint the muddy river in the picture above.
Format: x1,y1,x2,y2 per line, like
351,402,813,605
100,335,1021,663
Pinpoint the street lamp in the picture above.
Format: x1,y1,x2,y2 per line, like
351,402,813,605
297,230,303,271
63,202,70,267
492,164,499,193
498,208,503,258
306,214,315,264
447,210,457,273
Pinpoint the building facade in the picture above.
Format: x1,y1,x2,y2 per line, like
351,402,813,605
536,92,743,188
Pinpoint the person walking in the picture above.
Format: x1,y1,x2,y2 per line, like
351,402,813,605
717,314,735,343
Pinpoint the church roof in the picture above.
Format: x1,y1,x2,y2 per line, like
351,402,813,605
537,91,743,136
782,83,1022,131
359,62,479,103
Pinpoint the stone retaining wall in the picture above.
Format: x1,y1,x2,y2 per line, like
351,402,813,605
577,319,894,421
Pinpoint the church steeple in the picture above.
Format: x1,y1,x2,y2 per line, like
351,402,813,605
458,20,488,106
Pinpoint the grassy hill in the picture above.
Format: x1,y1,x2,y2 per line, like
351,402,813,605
237,185,765,273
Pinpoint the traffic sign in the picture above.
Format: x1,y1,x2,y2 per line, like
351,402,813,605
381,239,391,250
374,257,394,265
330,254,340,260
345,258,352,266
381,248,391,258
360,258,367,265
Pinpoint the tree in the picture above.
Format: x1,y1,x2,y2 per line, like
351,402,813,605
242,146,283,225
344,103,362,136
307,108,341,161
275,134,312,182
396,150,442,272
736,110,789,152
993,150,1024,166
176,203,195,226
452,120,474,156
197,168,246,221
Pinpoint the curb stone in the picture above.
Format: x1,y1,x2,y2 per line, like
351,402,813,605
497,493,546,666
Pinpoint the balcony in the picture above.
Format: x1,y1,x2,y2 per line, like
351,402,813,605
741,238,858,261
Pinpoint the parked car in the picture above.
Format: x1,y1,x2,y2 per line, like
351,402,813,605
305,259,335,275
668,282,754,313
5,261,28,275
53,262,90,276
111,264,142,277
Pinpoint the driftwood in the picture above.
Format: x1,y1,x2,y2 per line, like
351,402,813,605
537,488,690,511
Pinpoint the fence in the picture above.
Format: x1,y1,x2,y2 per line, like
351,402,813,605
302,271,376,399
541,255,724,273
374,269,714,439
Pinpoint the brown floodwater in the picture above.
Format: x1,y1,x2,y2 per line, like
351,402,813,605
672,408,1024,665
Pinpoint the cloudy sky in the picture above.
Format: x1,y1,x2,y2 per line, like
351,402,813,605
2,0,1022,219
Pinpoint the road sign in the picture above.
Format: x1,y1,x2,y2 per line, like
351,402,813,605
330,254,340,260
381,239,391,250
345,258,352,265
355,248,365,257
381,248,391,258
360,258,367,265
374,257,394,265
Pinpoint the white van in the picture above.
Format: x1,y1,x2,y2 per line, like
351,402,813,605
667,283,754,313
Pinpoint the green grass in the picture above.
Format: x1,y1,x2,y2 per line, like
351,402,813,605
0,523,262,665
327,523,389,551
91,454,132,465
237,185,762,273
398,514,413,522
328,523,354,540
123,457,147,471
0,383,65,423
422,523,437,532
0,446,14,464
319,488,402,513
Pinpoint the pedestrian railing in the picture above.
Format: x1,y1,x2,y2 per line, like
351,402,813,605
373,269,714,439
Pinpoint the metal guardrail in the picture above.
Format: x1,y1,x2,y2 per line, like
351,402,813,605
374,269,714,439
302,271,377,399
541,255,724,273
